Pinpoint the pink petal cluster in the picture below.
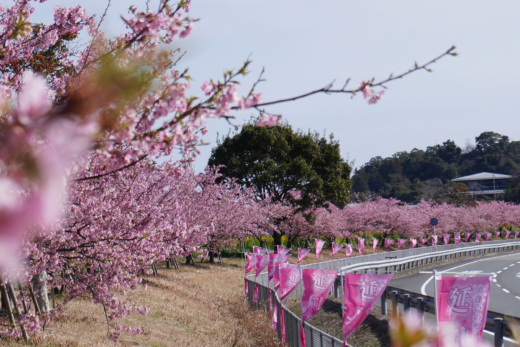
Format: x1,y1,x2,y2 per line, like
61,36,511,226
360,81,385,104
256,114,281,127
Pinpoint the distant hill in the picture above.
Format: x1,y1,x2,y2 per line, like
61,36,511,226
352,131,520,203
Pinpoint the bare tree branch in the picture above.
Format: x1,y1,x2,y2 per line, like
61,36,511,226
251,45,456,108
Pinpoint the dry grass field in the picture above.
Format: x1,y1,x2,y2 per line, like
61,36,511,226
2,258,278,347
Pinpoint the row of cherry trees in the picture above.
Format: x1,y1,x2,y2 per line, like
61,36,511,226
281,198,520,246
3,161,281,339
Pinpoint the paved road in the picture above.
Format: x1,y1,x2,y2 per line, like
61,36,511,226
390,252,520,316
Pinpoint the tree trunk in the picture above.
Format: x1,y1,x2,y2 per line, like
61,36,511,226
273,232,282,253
209,252,216,263
185,254,195,265
31,271,50,313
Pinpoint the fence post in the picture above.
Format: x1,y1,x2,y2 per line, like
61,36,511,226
381,291,387,315
416,297,424,318
494,318,504,347
276,297,281,341
403,294,410,312
334,277,340,298
391,291,399,318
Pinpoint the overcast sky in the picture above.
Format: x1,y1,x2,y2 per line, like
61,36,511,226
32,0,520,172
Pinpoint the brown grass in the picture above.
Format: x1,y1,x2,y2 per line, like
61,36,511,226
1,259,278,347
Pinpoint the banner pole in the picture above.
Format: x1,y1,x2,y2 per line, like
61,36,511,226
342,270,346,347
299,264,304,346
341,271,345,318
433,269,439,332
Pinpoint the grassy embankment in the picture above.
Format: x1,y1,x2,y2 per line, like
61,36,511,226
2,246,397,347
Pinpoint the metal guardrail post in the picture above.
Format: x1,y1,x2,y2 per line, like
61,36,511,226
416,297,424,318
494,318,504,347
403,294,410,312
381,292,387,315
391,291,398,317
276,297,281,341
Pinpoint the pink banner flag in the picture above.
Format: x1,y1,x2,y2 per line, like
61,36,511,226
345,244,352,257
506,230,511,239
268,253,281,283
245,253,256,295
443,234,450,245
279,263,302,345
372,238,378,251
384,239,394,248
398,239,406,249
432,235,438,246
275,262,297,290
454,232,461,245
245,253,256,274
410,239,417,248
254,254,268,277
358,238,365,254
278,246,291,255
280,264,301,300
437,275,491,344
515,231,519,239
298,248,310,263
253,254,269,302
342,273,393,343
332,243,343,257
300,269,338,347
315,239,326,260
253,284,259,302
253,246,266,255
465,232,472,242
420,238,428,246
272,303,278,330
268,254,290,307
495,231,501,239
486,232,492,241
476,233,481,243
268,254,290,283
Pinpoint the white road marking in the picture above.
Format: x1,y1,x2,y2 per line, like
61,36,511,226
493,279,497,282
511,264,515,267
503,267,509,270
483,329,518,343
496,284,501,287
420,253,519,295
503,288,510,293
497,270,502,273
516,296,520,300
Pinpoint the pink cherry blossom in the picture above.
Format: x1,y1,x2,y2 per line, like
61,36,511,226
368,90,385,104
360,82,373,99
256,114,281,127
